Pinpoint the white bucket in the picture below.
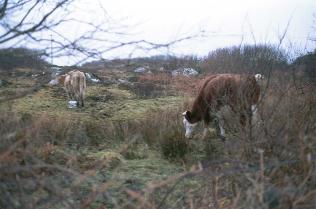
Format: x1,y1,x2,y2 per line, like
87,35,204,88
68,100,78,108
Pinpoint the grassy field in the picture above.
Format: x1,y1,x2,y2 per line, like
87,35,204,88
0,68,205,208
1,67,316,209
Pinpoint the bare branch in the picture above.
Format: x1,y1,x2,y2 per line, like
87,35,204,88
0,0,72,44
0,0,8,19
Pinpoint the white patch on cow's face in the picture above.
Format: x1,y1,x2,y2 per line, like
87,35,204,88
255,74,264,81
182,113,197,138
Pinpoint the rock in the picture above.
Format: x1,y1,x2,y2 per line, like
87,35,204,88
68,100,78,109
134,67,147,73
85,73,101,83
117,79,130,84
158,67,165,71
50,66,63,77
126,76,138,82
171,68,199,77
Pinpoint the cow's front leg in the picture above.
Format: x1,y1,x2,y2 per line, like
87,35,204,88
70,92,75,101
202,111,211,139
203,123,210,139
242,106,255,140
66,90,73,101
214,113,226,142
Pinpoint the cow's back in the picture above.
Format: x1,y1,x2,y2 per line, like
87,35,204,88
69,71,86,93
200,74,260,108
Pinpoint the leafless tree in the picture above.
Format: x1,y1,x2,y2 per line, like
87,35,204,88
0,0,200,65
311,13,316,42
0,0,73,45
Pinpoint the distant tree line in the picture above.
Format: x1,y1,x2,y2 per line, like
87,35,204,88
0,48,48,71
2,44,314,84
82,44,294,75
292,50,316,84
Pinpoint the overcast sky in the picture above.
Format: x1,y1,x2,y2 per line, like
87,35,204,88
53,0,316,65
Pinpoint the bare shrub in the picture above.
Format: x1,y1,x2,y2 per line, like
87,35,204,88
119,70,202,99
160,130,190,159
119,73,174,98
135,71,316,209
215,72,316,208
162,55,201,71
201,44,288,74
133,82,166,98
0,111,76,208
138,72,172,85
133,106,193,159
292,50,316,85
172,75,202,96
0,108,148,209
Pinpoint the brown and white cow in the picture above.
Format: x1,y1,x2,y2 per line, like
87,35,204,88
50,70,86,107
182,74,261,139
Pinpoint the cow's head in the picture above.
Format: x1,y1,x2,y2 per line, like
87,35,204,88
57,75,67,84
48,74,67,86
182,111,197,138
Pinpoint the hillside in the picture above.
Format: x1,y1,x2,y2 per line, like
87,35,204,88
0,52,315,209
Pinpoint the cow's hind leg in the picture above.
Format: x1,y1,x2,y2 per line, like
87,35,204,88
66,90,75,104
240,106,253,140
79,94,84,107
74,92,80,107
70,92,75,101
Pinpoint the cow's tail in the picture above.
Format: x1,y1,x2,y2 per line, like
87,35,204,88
71,75,79,105
79,74,86,107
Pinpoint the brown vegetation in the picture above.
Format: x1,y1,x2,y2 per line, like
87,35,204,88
0,45,316,209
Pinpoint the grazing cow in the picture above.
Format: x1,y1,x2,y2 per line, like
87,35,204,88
182,74,261,139
51,70,86,107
